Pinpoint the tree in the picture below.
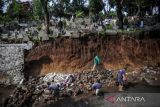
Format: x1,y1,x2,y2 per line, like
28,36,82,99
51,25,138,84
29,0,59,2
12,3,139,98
133,0,150,16
0,0,4,15
33,0,43,20
6,0,32,20
89,0,104,23
40,0,49,34
114,0,123,29
103,0,108,14
7,0,22,19
89,0,104,15
51,1,65,18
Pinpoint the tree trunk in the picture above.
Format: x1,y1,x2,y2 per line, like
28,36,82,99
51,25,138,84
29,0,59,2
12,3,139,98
159,6,160,15
103,8,106,14
136,5,140,16
40,0,49,34
116,1,123,29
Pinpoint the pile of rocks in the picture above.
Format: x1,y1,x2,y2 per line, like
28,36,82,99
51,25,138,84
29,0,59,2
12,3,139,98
3,69,113,107
142,66,160,80
74,70,113,89
41,73,70,84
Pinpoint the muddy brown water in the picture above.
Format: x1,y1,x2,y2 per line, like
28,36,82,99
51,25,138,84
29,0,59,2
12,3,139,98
0,80,160,107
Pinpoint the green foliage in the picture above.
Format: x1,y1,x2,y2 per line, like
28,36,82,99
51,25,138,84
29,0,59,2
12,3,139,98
33,0,43,20
105,24,113,30
0,15,12,23
98,12,105,19
7,0,32,19
107,11,117,17
89,0,104,15
75,10,84,18
103,24,113,31
98,31,106,36
108,0,156,16
37,24,42,31
12,0,22,17
52,3,65,18
123,17,128,25
63,20,67,28
71,0,88,14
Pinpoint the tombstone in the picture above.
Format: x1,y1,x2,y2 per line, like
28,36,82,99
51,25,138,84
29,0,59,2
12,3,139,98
152,6,159,15
42,23,45,31
22,30,26,37
97,26,103,32
1,34,8,39
17,33,23,39
23,34,30,42
25,28,29,32
140,20,144,28
70,15,75,22
111,19,117,29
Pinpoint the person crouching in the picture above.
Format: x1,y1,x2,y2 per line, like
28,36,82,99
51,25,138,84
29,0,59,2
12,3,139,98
47,82,60,101
91,80,102,96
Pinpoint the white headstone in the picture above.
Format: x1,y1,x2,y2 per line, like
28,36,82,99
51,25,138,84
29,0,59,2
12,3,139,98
140,21,144,28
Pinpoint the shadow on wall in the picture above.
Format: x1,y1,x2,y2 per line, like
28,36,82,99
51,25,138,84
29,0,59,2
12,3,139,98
23,56,53,78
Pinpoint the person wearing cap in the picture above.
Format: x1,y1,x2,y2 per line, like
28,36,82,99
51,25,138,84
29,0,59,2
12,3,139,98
116,69,127,91
91,80,102,96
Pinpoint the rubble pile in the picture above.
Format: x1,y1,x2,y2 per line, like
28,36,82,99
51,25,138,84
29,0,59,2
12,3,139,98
3,66,160,106
41,73,69,83
3,69,113,107
142,66,160,82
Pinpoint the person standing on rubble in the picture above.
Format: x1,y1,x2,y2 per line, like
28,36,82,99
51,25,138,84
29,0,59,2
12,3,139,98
116,69,127,91
91,80,102,96
92,54,101,71
47,82,60,101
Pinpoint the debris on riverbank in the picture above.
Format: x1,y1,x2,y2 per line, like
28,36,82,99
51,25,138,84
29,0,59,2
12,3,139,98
1,66,160,107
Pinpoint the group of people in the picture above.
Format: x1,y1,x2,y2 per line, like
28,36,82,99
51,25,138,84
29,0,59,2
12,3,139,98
43,54,127,101
91,55,127,93
46,74,75,100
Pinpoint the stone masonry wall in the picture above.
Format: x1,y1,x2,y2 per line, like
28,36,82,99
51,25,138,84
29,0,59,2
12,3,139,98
0,43,33,85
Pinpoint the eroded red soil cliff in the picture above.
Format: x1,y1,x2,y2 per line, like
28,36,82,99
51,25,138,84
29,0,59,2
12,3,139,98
25,35,160,75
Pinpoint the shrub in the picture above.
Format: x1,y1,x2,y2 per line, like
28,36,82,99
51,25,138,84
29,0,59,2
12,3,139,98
75,10,84,18
107,11,117,18
37,24,42,31
123,17,129,25
105,24,113,30
0,15,12,23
